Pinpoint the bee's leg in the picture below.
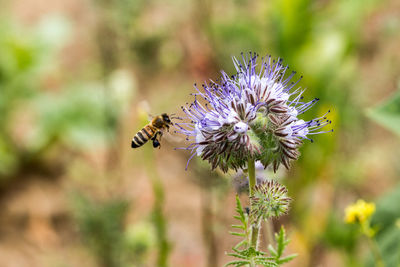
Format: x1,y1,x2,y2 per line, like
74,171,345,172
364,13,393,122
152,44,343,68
152,131,162,149
151,131,159,141
158,131,163,141
152,138,160,148
166,125,170,132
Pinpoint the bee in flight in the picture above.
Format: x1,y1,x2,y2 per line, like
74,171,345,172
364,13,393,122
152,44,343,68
131,113,176,149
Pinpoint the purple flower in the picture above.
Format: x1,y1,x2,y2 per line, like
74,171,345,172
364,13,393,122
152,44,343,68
176,52,332,172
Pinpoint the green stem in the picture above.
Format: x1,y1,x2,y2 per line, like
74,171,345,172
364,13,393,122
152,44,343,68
361,222,384,267
144,144,170,267
248,159,256,197
248,158,260,251
251,226,260,249
366,236,384,267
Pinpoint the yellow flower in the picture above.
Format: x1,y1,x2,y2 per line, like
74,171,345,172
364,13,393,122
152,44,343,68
344,199,376,224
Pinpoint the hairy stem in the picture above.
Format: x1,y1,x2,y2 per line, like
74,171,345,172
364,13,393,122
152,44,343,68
248,158,256,197
250,226,260,249
248,158,260,255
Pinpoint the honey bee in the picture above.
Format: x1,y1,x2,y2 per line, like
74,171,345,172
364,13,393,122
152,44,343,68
131,113,174,149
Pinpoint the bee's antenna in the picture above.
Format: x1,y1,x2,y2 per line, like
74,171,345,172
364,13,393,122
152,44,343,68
171,116,183,120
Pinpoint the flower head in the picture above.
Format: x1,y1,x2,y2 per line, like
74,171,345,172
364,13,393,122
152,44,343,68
250,180,291,224
176,52,332,172
344,199,376,224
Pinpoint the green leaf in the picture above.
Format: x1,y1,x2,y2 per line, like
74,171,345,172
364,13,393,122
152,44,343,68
255,256,275,261
367,183,400,266
232,224,246,229
255,259,278,267
229,232,246,237
277,254,298,264
235,195,247,223
269,226,297,265
268,244,278,256
276,226,286,257
229,195,249,242
367,88,400,137
227,253,249,260
224,260,250,267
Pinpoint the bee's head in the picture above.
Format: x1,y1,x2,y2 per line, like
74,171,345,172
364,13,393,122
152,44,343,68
162,113,172,124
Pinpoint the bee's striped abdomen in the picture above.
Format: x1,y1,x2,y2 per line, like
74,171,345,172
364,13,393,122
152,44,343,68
131,125,156,148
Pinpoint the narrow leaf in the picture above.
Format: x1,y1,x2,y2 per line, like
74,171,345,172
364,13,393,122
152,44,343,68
226,252,249,260
229,232,246,237
277,254,298,264
268,244,277,256
224,260,250,267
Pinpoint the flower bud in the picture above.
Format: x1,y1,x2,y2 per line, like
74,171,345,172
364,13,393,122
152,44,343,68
250,180,291,225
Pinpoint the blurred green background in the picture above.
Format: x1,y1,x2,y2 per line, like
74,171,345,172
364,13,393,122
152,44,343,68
0,0,399,266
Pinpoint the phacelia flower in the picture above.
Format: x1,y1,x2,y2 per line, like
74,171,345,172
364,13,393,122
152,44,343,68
176,52,332,172
250,180,291,225
344,199,376,224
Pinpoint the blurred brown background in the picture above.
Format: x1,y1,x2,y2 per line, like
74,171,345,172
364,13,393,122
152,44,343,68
0,0,400,266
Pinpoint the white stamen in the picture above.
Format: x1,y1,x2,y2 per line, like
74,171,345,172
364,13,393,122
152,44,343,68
234,121,248,134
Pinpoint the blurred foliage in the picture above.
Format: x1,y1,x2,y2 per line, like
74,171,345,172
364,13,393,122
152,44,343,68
73,194,156,267
33,84,117,149
367,85,400,137
369,185,400,267
124,222,156,265
137,108,171,267
0,19,48,176
73,194,130,267
322,213,359,252
0,0,399,266
0,15,134,180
